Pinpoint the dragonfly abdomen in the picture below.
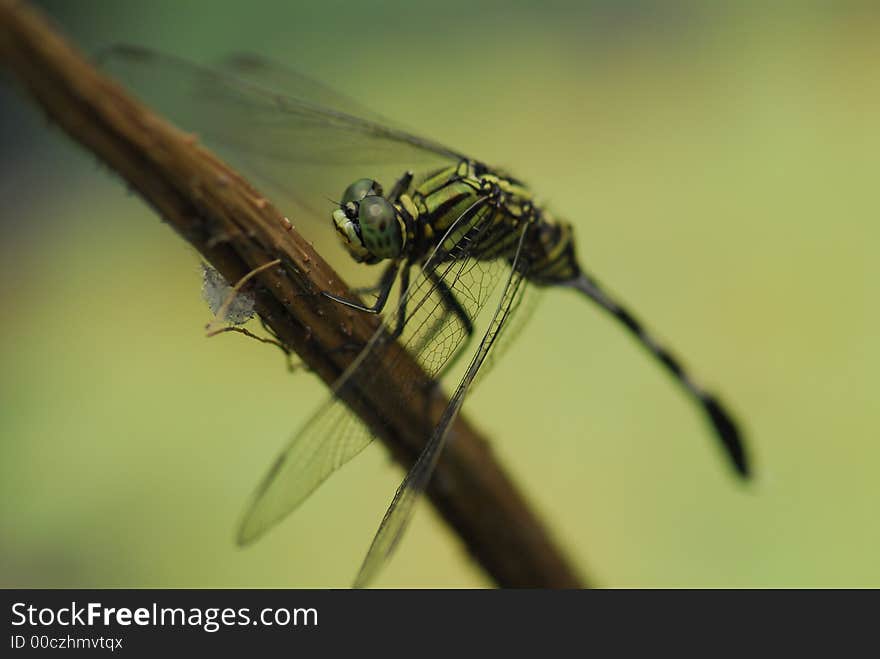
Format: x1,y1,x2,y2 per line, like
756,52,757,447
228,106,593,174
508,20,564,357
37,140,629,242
521,220,582,285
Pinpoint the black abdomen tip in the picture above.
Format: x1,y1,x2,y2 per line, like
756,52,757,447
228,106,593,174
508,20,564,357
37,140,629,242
704,395,750,478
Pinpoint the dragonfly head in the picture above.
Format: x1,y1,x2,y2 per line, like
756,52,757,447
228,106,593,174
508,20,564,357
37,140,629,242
332,178,404,264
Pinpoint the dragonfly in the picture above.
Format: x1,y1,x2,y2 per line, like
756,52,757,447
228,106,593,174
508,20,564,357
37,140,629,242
100,45,749,587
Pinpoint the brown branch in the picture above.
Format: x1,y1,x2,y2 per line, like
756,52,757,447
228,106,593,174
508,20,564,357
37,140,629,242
0,0,585,588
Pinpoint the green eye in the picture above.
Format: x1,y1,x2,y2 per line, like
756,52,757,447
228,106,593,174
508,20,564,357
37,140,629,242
342,178,383,205
358,196,401,258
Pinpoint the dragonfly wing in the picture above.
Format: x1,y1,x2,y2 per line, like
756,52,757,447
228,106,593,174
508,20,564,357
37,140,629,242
470,282,541,391
97,45,466,235
353,224,530,588
238,200,516,544
215,53,402,126
236,400,372,545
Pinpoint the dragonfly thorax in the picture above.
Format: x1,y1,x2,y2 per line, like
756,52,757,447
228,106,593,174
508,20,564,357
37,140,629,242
405,162,584,286
332,178,406,264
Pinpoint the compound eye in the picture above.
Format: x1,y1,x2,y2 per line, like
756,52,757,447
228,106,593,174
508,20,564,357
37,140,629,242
357,196,401,258
341,178,383,205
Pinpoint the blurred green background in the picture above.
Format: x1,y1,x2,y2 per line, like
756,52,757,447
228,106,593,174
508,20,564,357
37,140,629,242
1,0,878,587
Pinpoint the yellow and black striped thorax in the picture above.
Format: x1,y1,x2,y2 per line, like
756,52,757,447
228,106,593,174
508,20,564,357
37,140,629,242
397,160,580,285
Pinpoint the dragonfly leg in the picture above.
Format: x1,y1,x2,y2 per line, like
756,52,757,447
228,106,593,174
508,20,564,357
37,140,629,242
425,267,474,379
387,171,414,203
349,282,383,296
323,259,400,314
390,263,412,339
426,268,474,337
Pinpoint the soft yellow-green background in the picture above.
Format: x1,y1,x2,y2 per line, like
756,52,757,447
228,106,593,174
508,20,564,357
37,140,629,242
1,1,877,587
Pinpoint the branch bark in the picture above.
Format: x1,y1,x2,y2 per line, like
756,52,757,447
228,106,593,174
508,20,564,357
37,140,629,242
0,0,585,588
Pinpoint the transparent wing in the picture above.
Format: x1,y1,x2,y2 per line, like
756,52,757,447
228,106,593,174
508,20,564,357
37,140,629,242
97,45,466,239
237,199,517,545
236,399,370,545
471,280,541,391
214,52,398,125
404,250,540,389
354,224,530,588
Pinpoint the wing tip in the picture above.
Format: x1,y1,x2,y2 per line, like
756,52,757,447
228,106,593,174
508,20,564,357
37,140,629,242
235,520,259,548
236,510,276,547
